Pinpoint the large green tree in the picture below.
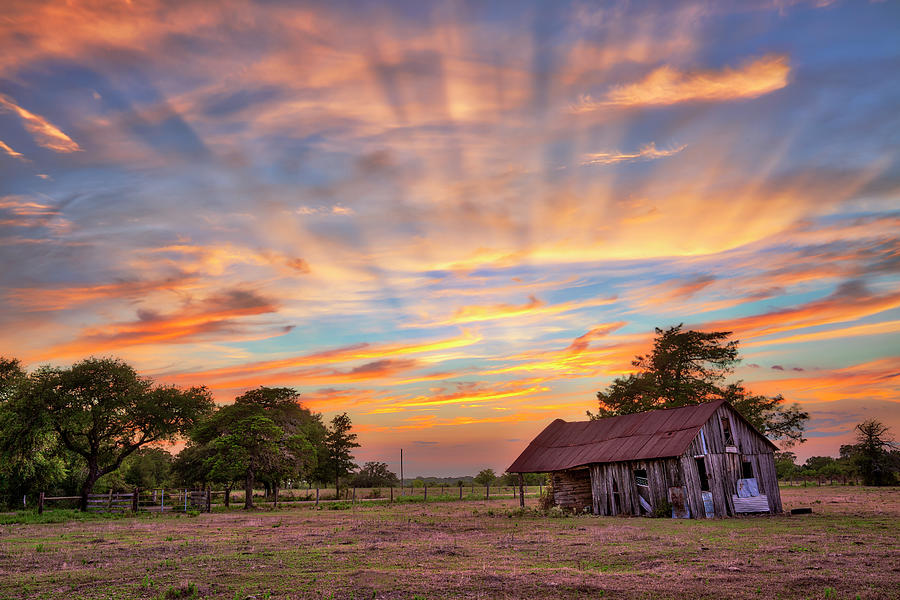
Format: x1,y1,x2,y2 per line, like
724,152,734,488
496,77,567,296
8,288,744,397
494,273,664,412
190,387,325,509
590,325,809,447
6,357,214,510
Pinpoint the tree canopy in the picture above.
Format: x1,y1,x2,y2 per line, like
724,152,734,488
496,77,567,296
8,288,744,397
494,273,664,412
2,357,213,510
351,461,399,488
190,386,325,509
590,325,809,447
318,413,360,494
474,468,496,486
846,419,898,486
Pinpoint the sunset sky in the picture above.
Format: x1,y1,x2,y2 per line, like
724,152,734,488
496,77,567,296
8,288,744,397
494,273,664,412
1,0,898,477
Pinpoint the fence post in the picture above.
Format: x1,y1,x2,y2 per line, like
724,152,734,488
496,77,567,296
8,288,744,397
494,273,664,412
274,486,278,509
161,488,165,512
459,485,463,500
38,492,44,515
133,488,139,512
206,487,211,513
486,484,489,500
107,489,113,509
315,488,319,506
424,485,427,501
518,474,525,508
390,486,393,502
225,488,230,508
352,487,356,504
184,489,187,513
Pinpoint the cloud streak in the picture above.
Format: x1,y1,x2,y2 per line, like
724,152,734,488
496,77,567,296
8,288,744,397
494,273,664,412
574,54,790,110
0,94,81,153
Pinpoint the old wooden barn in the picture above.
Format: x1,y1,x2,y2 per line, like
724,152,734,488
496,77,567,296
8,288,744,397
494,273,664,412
508,400,782,518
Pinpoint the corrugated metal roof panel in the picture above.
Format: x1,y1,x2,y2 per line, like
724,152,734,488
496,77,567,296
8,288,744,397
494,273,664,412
507,400,732,472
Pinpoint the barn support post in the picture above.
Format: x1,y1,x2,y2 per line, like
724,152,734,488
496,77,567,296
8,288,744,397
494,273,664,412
518,473,525,508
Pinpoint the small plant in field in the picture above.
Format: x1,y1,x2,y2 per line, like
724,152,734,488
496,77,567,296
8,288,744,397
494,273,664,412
158,582,198,599
142,574,154,589
824,588,836,598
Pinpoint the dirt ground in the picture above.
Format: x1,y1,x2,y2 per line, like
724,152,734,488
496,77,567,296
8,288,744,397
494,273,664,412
1,486,897,600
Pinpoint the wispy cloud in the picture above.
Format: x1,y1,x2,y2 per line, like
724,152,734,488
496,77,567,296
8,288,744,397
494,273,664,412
581,142,687,166
573,54,790,110
0,139,25,159
0,94,81,152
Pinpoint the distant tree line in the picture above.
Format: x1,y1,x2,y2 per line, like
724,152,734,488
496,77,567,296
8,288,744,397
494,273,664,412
0,357,361,510
775,420,899,486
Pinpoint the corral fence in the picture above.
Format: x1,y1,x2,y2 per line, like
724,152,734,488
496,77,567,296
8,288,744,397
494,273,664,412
35,483,546,513
38,488,212,514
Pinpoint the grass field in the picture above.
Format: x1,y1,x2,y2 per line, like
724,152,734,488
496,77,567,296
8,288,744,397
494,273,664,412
1,486,897,600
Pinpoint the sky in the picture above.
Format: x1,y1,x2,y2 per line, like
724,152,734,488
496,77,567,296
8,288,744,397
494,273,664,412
0,0,898,477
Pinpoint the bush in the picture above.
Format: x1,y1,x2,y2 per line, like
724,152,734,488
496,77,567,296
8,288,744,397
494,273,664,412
651,500,672,518
537,479,554,512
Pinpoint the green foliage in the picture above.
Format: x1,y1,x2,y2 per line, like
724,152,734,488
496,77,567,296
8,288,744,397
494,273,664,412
351,461,398,488
651,500,673,518
0,357,213,510
190,386,325,509
845,420,899,486
590,325,808,446
473,468,496,487
318,413,360,491
122,447,174,489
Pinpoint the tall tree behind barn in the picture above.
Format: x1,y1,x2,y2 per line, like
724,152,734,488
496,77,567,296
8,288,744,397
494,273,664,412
508,400,781,518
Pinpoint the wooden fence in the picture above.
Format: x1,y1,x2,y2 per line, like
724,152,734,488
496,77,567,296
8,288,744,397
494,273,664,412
36,483,544,513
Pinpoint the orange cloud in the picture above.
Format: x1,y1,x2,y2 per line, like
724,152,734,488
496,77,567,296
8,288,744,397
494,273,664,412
0,139,25,159
751,358,900,404
170,330,481,385
6,275,198,311
574,54,789,110
428,294,617,327
45,289,282,357
744,320,900,348
0,94,80,152
706,282,900,341
581,142,687,166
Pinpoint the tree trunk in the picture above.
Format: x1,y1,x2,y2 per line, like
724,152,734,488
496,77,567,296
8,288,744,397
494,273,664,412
244,469,255,510
79,462,101,512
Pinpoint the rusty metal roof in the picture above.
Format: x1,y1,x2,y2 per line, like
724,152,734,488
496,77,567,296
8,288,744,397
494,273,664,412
507,400,727,473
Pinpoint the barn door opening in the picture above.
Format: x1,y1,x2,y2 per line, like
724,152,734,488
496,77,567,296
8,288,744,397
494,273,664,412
633,469,651,514
695,457,710,492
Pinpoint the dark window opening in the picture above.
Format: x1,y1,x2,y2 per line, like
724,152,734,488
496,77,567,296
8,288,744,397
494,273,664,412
633,469,648,487
721,416,735,446
695,457,710,492
742,460,754,479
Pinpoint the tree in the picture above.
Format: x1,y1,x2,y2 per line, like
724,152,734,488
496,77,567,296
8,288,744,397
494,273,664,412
774,451,798,480
846,420,898,486
122,447,173,489
351,462,399,488
191,387,324,509
6,358,213,510
321,413,359,496
590,325,809,447
474,468,496,487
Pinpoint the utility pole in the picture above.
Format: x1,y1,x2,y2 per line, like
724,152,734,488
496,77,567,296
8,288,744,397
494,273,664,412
400,448,404,497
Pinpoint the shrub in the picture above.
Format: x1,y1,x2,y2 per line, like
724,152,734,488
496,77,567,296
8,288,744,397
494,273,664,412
537,479,555,512
651,500,672,518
